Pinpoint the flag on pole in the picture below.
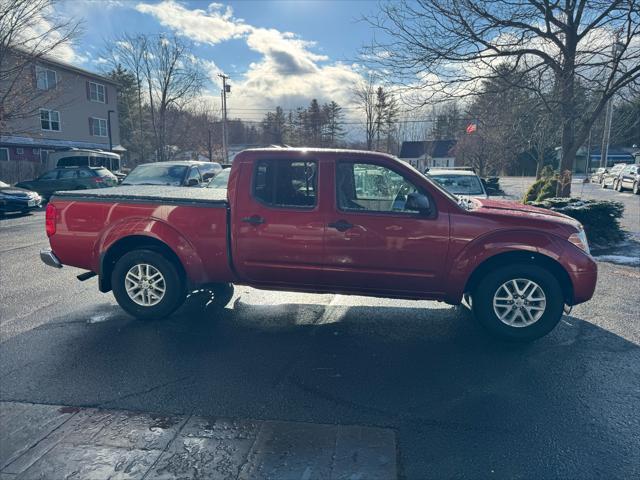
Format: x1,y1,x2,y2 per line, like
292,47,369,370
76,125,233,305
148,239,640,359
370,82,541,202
466,121,477,134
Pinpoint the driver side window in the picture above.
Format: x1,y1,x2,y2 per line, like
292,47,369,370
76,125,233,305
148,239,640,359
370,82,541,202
336,162,421,213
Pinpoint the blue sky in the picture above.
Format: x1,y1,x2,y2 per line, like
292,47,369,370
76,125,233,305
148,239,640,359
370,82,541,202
57,0,382,119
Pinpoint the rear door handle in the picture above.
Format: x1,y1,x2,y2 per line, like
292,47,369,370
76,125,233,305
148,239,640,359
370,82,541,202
242,215,265,225
328,220,354,232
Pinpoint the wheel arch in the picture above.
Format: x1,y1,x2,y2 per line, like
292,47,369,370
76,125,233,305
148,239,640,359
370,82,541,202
464,251,574,304
99,235,185,293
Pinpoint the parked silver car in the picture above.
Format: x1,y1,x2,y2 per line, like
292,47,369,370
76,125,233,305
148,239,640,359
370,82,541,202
614,164,640,194
425,168,489,198
600,163,626,189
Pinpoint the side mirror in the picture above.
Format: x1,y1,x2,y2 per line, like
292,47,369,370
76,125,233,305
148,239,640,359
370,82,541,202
202,173,214,181
405,192,431,215
186,178,200,187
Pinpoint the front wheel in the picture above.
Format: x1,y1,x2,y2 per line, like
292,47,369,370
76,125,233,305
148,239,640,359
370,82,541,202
112,249,186,320
616,180,624,192
601,179,607,189
472,264,564,342
633,182,639,195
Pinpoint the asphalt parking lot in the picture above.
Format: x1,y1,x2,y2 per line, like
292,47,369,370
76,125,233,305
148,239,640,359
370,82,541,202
1,184,639,478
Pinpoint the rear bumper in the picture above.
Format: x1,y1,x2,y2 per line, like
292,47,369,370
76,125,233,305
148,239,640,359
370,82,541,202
40,248,62,269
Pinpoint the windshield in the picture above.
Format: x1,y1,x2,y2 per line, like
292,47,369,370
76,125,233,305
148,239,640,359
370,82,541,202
207,169,230,189
122,164,188,186
429,174,485,195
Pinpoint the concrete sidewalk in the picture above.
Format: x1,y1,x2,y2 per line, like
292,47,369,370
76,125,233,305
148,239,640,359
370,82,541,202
0,402,396,479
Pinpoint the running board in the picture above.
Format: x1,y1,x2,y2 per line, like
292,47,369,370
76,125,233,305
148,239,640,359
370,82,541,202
77,271,97,282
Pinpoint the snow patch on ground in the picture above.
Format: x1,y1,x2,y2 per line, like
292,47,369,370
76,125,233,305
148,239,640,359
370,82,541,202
594,255,640,267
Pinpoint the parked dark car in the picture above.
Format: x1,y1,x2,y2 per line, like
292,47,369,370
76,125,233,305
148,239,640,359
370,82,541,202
590,167,608,184
121,161,219,187
600,163,626,189
15,167,118,201
614,164,640,194
0,181,42,215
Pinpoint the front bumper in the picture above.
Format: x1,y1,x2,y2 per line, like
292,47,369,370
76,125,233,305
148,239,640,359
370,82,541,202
569,265,598,305
40,248,62,269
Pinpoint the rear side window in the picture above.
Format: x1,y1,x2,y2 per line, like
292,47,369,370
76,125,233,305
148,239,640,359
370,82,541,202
58,169,78,179
77,169,94,178
38,170,58,180
253,159,317,208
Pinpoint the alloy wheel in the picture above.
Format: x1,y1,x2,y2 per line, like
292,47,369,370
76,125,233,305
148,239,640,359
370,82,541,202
492,278,547,328
124,263,166,306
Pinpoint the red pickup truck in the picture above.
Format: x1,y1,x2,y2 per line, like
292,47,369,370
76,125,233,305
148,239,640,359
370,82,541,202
41,148,597,341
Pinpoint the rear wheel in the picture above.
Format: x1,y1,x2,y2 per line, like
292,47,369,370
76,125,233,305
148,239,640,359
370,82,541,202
472,264,564,342
112,249,186,320
601,179,607,189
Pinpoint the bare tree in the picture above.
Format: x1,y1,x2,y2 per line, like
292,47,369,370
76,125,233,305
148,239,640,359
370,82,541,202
352,75,377,150
0,0,80,133
103,34,148,162
141,35,205,162
365,0,640,196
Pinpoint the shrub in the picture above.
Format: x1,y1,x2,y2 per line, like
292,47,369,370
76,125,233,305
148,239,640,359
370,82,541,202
523,178,546,203
523,167,559,203
536,178,558,201
527,197,626,248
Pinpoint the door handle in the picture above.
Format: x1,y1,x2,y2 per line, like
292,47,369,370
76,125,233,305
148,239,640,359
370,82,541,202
242,215,265,225
328,220,354,232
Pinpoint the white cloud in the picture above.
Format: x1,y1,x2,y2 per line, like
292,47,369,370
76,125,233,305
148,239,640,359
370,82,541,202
135,1,368,120
135,1,251,45
17,13,81,64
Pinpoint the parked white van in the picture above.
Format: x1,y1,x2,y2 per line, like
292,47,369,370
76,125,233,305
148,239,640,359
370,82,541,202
50,149,125,180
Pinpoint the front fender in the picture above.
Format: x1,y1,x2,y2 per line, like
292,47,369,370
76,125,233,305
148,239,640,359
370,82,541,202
96,217,207,284
444,229,568,303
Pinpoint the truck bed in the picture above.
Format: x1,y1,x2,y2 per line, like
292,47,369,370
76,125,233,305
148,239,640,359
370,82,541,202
52,185,228,205
48,185,233,286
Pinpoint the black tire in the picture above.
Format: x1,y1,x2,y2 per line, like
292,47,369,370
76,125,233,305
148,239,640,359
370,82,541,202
111,249,186,320
616,180,624,192
601,179,607,189
472,264,564,342
633,182,639,195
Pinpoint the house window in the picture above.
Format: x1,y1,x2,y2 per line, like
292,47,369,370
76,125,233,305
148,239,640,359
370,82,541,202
90,117,108,137
16,147,24,155
33,148,40,154
40,109,61,131
89,82,106,103
0,148,9,161
36,67,57,90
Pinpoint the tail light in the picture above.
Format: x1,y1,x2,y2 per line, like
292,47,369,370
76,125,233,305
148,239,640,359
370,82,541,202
92,177,105,184
45,203,57,237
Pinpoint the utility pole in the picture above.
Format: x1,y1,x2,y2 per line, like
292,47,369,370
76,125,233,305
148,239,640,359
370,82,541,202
218,74,230,164
600,33,624,169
